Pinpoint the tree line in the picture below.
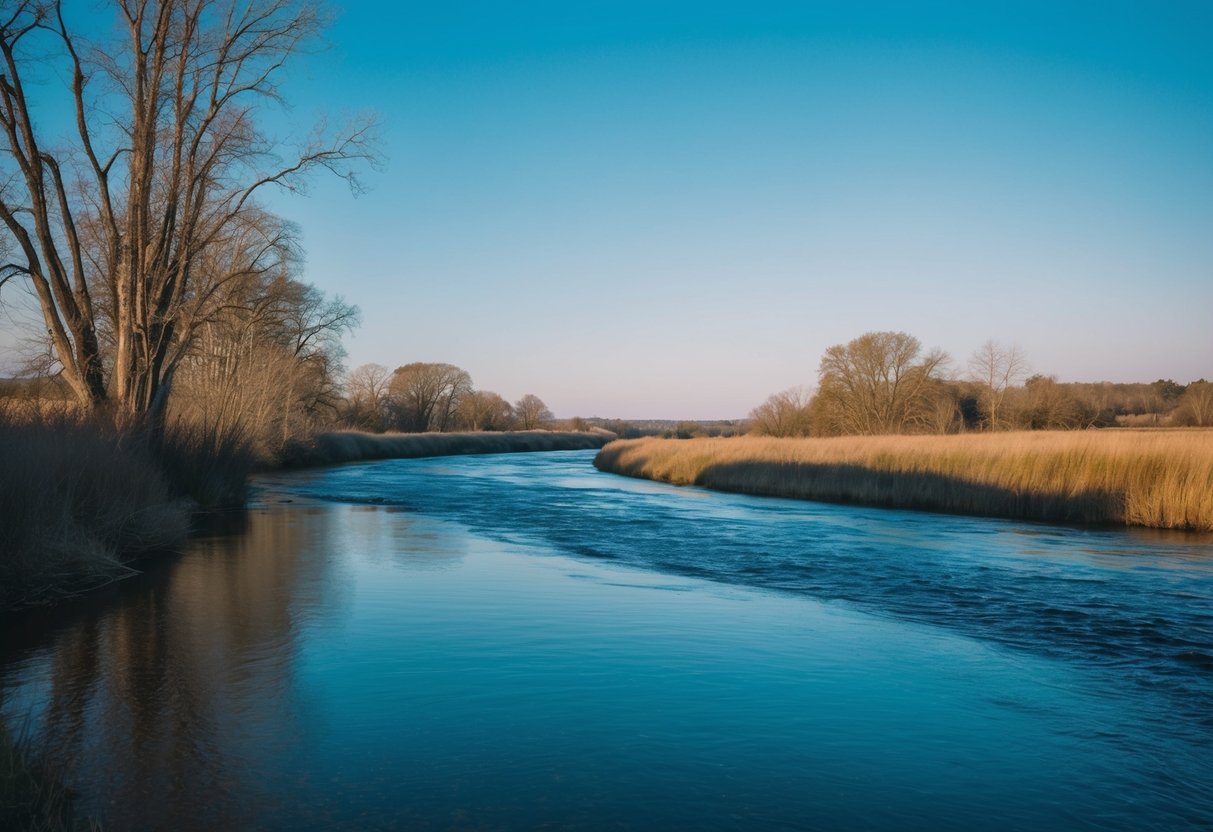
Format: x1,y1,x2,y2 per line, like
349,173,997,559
342,362,554,434
750,331,1212,437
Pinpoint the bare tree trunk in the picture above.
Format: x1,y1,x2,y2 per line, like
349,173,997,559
0,1,374,430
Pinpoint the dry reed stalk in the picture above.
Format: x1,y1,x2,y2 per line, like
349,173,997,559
594,430,1213,531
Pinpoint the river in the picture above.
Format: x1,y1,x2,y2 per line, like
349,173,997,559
2,449,1211,830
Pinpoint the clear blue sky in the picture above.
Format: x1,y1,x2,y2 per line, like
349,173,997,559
10,1,1213,419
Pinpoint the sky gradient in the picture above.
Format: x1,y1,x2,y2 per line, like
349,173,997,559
7,1,1213,418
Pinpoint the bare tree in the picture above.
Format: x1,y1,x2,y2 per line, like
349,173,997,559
171,268,357,454
1017,374,1092,430
1173,380,1213,427
812,331,950,435
457,390,514,431
926,380,964,435
0,1,374,428
514,394,552,430
344,363,393,431
388,362,472,432
748,386,813,437
968,340,1028,431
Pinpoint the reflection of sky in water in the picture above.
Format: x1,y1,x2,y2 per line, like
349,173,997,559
0,450,1210,830
343,508,470,573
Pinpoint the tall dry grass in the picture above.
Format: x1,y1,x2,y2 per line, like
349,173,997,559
157,419,257,509
0,719,98,831
0,405,257,609
0,417,190,609
281,429,613,468
594,430,1213,531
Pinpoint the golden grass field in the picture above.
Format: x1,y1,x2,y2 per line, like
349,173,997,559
594,430,1213,531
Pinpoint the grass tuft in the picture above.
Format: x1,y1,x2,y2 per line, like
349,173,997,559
594,430,1213,531
0,719,97,831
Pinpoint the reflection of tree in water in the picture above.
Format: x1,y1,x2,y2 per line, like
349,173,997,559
2,507,350,830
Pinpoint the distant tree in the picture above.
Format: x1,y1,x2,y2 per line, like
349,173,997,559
600,419,642,439
569,416,589,432
389,363,473,432
925,379,965,435
345,363,394,431
1018,375,1091,430
1173,380,1213,427
514,394,553,429
812,331,950,435
748,387,813,437
968,340,1029,431
1153,379,1187,403
457,390,514,431
670,421,703,439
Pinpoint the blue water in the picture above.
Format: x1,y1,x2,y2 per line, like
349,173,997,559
2,449,1211,830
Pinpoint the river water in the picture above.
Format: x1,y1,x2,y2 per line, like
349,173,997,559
2,449,1212,830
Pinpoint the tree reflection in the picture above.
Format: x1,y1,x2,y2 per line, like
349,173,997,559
1,506,347,829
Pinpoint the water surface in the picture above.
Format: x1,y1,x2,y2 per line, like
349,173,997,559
2,450,1211,830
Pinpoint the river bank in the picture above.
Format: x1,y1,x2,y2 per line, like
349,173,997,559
593,430,1213,531
0,421,612,611
278,429,613,467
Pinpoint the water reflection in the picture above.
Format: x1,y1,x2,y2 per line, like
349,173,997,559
1,507,348,829
0,453,1210,830
375,510,470,572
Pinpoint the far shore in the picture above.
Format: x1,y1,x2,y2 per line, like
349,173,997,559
593,430,1213,532
279,429,613,468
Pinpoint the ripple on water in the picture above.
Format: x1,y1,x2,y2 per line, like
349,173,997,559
1,450,1207,831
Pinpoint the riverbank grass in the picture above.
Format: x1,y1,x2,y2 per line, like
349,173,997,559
280,429,613,467
0,414,255,610
0,419,185,608
594,430,1213,531
0,721,90,831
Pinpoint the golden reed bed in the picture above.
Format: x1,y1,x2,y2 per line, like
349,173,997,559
594,430,1213,531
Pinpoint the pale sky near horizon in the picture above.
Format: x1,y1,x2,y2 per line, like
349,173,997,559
3,1,1212,419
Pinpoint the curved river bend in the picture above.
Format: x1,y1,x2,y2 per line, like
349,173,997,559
2,450,1212,830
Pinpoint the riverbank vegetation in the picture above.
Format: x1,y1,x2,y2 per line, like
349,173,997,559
0,408,255,610
341,361,561,434
595,431,1213,531
0,721,91,831
749,332,1211,438
281,429,612,468
0,1,373,608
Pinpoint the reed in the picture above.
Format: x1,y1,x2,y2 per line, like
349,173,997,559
0,720,96,831
0,417,190,609
594,430,1213,531
279,429,614,468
